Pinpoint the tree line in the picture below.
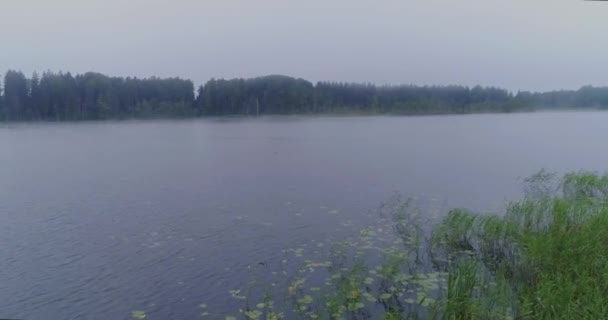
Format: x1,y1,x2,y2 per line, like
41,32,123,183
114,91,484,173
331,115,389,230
1,70,608,120
0,70,195,120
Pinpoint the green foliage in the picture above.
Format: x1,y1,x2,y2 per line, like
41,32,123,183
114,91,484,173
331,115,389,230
199,75,314,115
6,70,608,121
432,171,608,319
193,172,608,319
131,310,146,319
1,70,195,120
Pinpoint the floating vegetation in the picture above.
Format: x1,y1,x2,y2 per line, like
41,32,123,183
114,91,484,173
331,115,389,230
285,247,305,257
131,310,146,319
132,172,608,319
244,309,262,319
297,295,314,304
229,289,247,300
339,220,355,227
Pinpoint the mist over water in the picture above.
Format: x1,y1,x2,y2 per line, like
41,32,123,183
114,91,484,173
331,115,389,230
2,112,608,319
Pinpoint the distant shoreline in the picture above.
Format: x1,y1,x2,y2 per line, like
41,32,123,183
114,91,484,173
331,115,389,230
1,70,607,121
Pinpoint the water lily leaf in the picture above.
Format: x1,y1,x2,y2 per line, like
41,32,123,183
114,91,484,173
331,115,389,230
305,261,332,268
364,277,374,285
363,292,376,302
229,289,246,300
297,295,314,304
256,303,265,309
380,293,392,300
245,310,262,319
131,310,146,319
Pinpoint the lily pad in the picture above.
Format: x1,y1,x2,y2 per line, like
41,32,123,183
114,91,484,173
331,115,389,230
363,292,376,302
245,310,263,319
297,295,314,304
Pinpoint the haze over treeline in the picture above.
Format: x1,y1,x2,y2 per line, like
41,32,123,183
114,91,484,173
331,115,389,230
2,70,608,121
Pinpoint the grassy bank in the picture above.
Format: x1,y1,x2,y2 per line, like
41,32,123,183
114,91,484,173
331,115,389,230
429,171,608,319
133,171,608,319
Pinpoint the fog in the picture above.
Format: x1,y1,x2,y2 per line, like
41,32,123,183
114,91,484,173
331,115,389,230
0,0,606,91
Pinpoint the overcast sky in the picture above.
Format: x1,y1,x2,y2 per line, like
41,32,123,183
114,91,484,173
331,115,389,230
0,0,606,91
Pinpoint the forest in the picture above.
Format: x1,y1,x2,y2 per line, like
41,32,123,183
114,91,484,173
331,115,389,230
1,70,608,120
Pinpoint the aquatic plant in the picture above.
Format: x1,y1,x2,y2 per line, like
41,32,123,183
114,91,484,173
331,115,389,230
132,171,608,319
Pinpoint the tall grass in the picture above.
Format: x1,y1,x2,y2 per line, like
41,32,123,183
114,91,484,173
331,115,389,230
433,171,608,319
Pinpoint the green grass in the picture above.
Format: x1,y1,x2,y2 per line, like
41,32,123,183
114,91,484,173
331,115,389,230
433,171,608,319
133,171,608,319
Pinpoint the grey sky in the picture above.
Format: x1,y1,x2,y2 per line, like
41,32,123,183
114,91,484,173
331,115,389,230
0,0,606,91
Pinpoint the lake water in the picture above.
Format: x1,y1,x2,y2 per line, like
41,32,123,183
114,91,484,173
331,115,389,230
1,112,607,319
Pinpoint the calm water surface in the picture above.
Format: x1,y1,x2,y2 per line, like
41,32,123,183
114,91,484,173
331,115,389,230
1,112,607,319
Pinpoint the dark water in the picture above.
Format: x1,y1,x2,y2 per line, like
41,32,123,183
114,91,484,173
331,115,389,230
1,112,607,319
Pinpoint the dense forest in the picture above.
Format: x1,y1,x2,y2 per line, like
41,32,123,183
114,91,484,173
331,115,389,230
1,70,608,121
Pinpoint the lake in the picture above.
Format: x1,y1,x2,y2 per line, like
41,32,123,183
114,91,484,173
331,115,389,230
1,112,607,319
